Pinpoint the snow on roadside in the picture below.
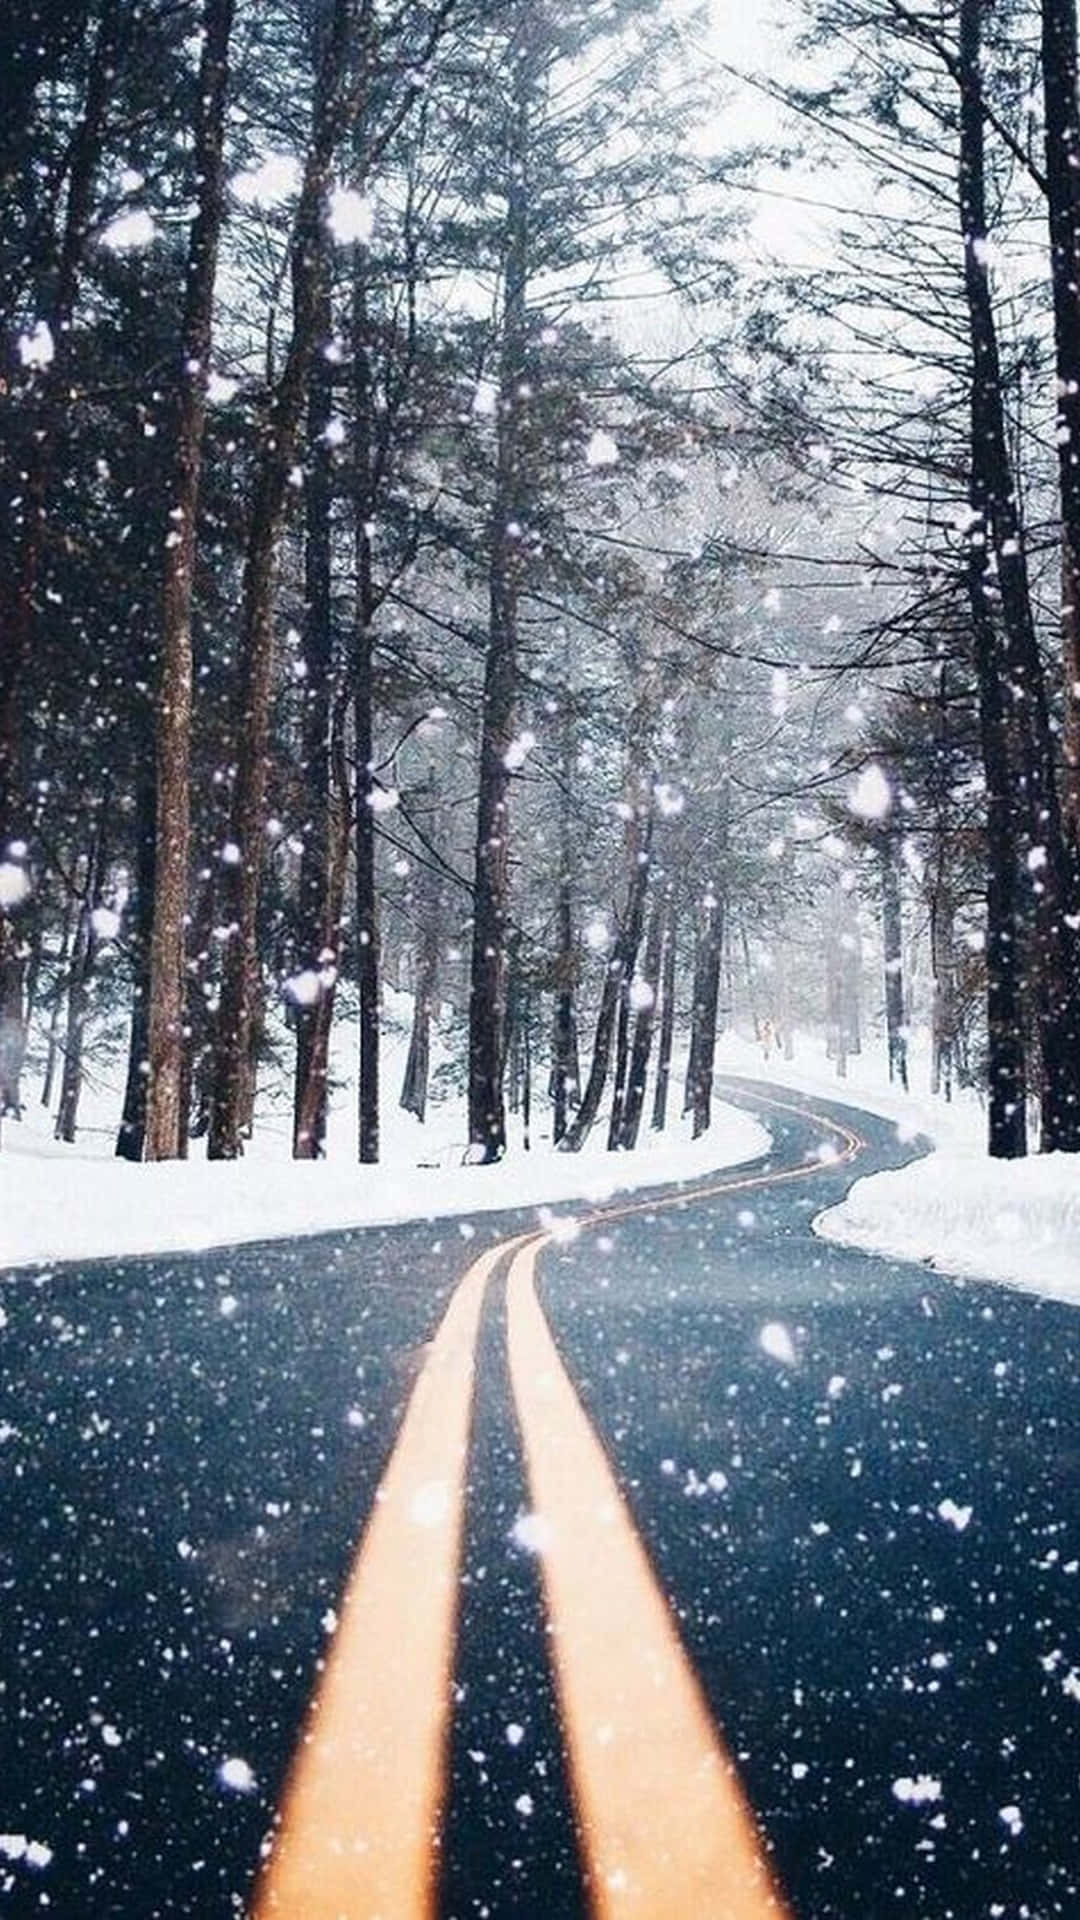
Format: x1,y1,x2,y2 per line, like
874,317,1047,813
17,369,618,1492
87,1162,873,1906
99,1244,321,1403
814,1149,1080,1303
0,1101,769,1272
711,1032,1080,1307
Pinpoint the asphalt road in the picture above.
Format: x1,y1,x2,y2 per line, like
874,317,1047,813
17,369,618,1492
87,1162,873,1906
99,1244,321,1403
2,1079,1079,1918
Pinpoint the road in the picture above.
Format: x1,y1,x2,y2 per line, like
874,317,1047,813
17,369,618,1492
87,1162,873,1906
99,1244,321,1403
2,1079,1080,1917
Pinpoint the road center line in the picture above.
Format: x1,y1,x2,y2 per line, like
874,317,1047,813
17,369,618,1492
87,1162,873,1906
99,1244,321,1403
254,1232,534,1920
255,1089,860,1917
506,1236,793,1920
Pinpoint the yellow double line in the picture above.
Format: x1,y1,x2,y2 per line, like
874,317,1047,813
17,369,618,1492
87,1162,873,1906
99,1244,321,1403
255,1093,861,1918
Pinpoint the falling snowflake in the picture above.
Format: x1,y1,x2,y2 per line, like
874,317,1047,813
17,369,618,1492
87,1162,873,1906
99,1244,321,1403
328,187,374,245
217,1757,257,1794
101,209,157,252
849,763,892,821
17,321,54,370
585,429,618,467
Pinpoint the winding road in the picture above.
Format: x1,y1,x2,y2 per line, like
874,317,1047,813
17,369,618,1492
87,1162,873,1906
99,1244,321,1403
2,1080,1080,1918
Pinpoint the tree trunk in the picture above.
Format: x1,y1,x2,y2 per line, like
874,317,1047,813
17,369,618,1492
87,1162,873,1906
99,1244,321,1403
1042,0,1080,863
292,275,335,1159
551,869,579,1144
145,0,234,1160
738,915,760,1042
116,767,156,1159
400,868,442,1123
293,699,350,1158
551,709,579,1144
55,800,109,1145
881,832,907,1091
617,895,664,1151
209,0,358,1159
960,0,1080,1151
352,260,379,1165
687,888,723,1138
468,77,530,1162
560,789,652,1153
929,872,955,1103
182,865,218,1150
41,892,77,1110
0,6,123,1121
651,893,677,1133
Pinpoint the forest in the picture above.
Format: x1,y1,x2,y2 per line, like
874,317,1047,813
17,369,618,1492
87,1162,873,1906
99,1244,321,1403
2,0,1079,1174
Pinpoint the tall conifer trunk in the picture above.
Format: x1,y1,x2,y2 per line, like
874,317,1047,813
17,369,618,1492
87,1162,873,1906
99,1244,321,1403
467,84,530,1161
0,6,122,1119
292,280,339,1158
960,0,1080,1151
144,0,234,1159
353,261,380,1164
1042,0,1080,857
209,0,357,1158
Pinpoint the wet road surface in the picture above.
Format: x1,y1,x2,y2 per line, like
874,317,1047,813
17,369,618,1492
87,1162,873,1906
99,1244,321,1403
2,1080,1079,1916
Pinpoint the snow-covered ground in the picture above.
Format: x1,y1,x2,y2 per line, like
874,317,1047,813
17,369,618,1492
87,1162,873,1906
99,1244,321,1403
1,997,769,1271
5,1006,1078,1304
713,1030,1080,1307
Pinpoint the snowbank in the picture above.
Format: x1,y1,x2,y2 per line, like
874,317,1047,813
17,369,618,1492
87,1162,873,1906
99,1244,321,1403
0,1101,769,1272
815,1149,1080,1303
711,1032,1080,1307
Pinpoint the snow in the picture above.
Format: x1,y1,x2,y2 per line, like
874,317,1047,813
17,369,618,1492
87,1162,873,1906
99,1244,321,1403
817,1148,1080,1303
711,1031,1080,1309
936,1498,973,1533
848,762,892,821
217,1757,256,1794
1,1001,769,1270
0,863,31,908
584,429,619,467
759,1321,798,1366
327,186,374,246
100,209,157,252
892,1775,942,1807
17,321,54,370
230,154,301,208
0,1835,53,1870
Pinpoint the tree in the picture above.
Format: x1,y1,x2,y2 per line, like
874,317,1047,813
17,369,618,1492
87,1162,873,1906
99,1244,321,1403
143,0,235,1160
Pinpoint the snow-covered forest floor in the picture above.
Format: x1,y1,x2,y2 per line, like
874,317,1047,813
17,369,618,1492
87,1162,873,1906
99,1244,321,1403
1,991,771,1268
724,1034,1080,1307
4,995,1078,1304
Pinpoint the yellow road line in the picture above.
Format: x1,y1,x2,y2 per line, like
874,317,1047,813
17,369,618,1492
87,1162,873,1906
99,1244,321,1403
586,1090,862,1231
253,1233,532,1920
506,1236,793,1920
256,1089,861,1918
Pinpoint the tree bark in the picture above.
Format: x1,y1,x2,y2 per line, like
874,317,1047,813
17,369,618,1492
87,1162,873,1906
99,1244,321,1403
560,786,652,1153
0,6,123,1120
468,76,530,1162
400,867,442,1123
1042,0,1080,862
929,871,955,1103
41,891,77,1110
55,798,109,1145
293,698,350,1157
208,1,359,1159
960,0,1072,1152
881,831,907,1090
551,869,579,1144
687,888,723,1138
352,260,380,1164
292,274,335,1159
651,892,677,1133
116,767,156,1159
616,894,664,1151
144,0,234,1159
960,0,1080,1151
